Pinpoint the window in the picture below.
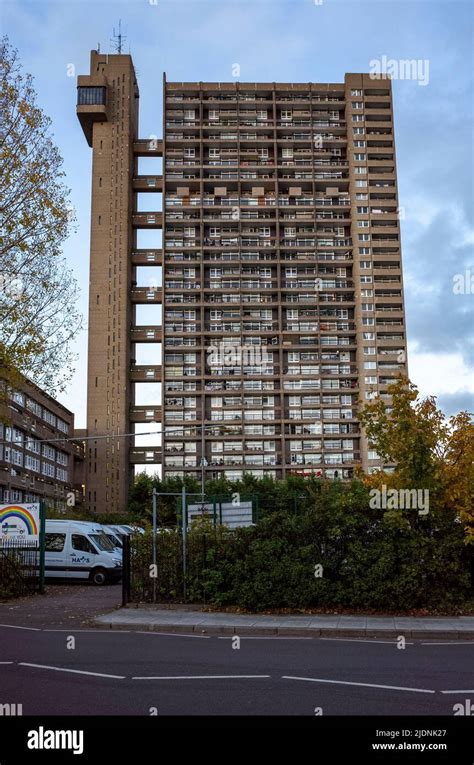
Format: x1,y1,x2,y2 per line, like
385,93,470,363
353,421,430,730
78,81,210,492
351,89,363,96
365,376,377,384
72,535,97,554
364,361,377,369
358,220,369,227
362,317,375,325
355,166,367,174
359,247,371,255
353,128,364,135
368,450,380,460
354,153,366,161
42,461,55,477
25,455,40,472
354,141,366,148
355,180,367,187
184,109,195,120
358,233,370,241
352,115,364,122
364,347,376,355
45,533,66,552
352,102,363,109
43,409,56,426
77,87,106,106
56,418,68,434
362,303,374,311
281,110,292,120
357,207,368,214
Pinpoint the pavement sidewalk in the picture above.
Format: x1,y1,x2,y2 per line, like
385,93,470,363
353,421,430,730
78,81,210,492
94,606,474,639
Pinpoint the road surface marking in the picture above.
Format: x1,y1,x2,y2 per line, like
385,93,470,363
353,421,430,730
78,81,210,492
440,689,474,694
217,636,313,640
19,662,125,679
282,675,435,694
421,641,474,646
320,637,414,645
43,629,130,634
0,624,41,631
132,674,271,680
0,661,14,664
135,631,211,639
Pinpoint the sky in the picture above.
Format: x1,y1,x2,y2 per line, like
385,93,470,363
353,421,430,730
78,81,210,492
2,0,473,429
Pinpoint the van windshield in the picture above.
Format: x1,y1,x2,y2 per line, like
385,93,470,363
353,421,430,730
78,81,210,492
90,533,115,552
106,533,122,548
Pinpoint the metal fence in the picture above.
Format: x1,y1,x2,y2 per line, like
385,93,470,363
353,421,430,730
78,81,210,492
0,539,40,598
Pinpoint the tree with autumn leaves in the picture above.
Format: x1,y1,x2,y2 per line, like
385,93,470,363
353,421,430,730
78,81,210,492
359,377,474,544
0,37,82,399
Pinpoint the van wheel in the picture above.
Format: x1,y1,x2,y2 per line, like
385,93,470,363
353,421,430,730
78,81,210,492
90,568,108,586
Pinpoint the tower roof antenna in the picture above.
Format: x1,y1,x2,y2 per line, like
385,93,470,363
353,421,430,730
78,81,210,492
111,20,126,54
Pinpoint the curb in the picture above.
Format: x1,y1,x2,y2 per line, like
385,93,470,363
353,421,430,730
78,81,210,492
95,620,474,640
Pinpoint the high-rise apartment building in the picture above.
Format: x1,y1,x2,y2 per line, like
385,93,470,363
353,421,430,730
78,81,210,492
77,51,407,513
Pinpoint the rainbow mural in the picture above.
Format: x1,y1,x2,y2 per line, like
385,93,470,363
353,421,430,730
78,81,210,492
0,504,39,539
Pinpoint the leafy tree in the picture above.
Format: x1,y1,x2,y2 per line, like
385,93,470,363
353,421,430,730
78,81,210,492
360,378,474,543
0,37,82,398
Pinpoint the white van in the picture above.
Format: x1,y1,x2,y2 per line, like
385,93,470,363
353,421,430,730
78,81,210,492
44,520,122,585
101,525,124,551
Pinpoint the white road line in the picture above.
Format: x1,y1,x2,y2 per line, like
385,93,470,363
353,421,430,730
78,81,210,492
440,689,474,694
135,631,211,639
19,662,125,679
217,636,313,640
0,624,41,631
0,661,14,664
43,629,130,634
421,641,474,646
132,674,271,681
282,675,436,694
319,637,414,645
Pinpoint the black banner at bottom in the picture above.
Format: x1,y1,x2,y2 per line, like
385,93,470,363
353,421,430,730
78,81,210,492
0,716,472,763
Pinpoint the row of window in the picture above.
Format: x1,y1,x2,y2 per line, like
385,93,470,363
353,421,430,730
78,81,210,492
0,446,68,481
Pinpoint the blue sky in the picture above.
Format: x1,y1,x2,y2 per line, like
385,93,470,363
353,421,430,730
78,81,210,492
2,0,473,428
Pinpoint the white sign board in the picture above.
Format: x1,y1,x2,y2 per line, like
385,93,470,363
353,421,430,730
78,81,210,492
188,501,253,529
0,503,40,542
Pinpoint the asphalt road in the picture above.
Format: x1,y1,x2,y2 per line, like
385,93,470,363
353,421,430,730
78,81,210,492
0,624,472,716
